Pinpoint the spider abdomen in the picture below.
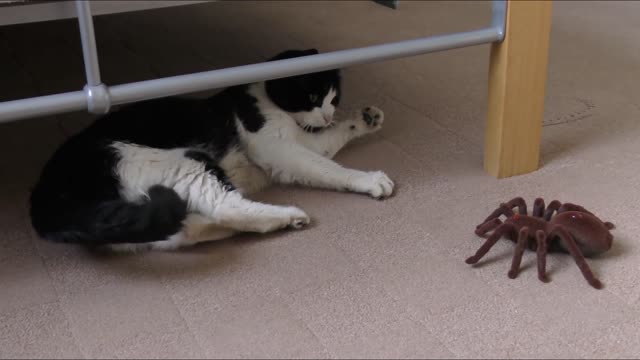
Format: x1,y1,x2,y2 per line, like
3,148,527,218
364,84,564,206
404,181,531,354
551,211,613,256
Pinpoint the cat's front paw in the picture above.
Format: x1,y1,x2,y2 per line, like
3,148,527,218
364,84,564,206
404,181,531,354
361,106,384,131
353,171,394,199
348,106,384,136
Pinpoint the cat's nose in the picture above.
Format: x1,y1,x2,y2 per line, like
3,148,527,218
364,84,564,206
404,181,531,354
323,114,333,124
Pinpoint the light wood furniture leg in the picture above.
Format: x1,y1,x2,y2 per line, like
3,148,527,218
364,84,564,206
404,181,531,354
484,0,553,178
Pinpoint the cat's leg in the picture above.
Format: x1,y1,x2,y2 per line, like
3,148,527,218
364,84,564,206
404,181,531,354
113,143,310,234
300,106,384,159
151,202,310,250
111,202,309,252
246,137,394,199
179,195,309,243
158,194,310,250
181,150,309,232
163,214,238,249
109,213,238,252
212,191,310,232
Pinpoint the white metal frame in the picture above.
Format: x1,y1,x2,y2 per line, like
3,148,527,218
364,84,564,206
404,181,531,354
0,0,507,123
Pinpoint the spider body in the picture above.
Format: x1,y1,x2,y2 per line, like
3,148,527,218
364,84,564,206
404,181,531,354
466,197,614,289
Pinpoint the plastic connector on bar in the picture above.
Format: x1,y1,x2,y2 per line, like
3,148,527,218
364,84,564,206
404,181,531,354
84,83,111,114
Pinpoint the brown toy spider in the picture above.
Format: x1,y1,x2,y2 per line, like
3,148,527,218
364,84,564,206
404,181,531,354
465,197,615,289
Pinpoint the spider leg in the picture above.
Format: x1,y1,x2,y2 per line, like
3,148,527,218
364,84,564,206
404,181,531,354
533,198,545,218
475,218,503,236
506,197,528,215
535,230,549,283
478,197,528,228
543,200,562,221
477,204,515,229
466,223,517,265
548,225,603,289
508,227,529,279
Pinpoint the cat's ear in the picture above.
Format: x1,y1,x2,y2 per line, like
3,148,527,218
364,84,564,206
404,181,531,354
302,48,319,56
267,48,319,62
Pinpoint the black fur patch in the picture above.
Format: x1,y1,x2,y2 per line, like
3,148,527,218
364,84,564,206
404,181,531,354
88,95,240,156
30,139,188,246
265,49,342,114
207,85,266,133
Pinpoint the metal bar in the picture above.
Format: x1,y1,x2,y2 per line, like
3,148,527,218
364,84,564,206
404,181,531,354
109,27,499,105
75,0,111,114
75,0,102,87
492,0,507,41
0,1,507,124
0,91,87,122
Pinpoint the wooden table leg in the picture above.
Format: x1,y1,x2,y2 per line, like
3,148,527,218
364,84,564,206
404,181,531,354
484,0,553,178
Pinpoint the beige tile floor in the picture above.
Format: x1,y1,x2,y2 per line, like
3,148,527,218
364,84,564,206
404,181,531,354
1,1,640,358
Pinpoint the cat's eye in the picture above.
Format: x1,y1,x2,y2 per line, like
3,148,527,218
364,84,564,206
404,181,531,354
309,94,319,103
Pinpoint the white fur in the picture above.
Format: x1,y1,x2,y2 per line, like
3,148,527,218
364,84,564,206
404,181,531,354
110,82,393,251
112,142,230,215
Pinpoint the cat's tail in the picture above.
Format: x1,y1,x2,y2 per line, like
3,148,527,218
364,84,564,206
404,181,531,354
30,185,188,246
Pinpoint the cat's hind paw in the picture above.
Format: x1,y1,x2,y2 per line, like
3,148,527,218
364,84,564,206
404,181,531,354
287,207,311,229
362,106,384,131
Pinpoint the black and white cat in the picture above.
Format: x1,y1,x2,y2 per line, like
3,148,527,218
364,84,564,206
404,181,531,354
29,49,394,251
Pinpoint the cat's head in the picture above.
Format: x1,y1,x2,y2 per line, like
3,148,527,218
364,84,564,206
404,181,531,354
265,49,341,129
